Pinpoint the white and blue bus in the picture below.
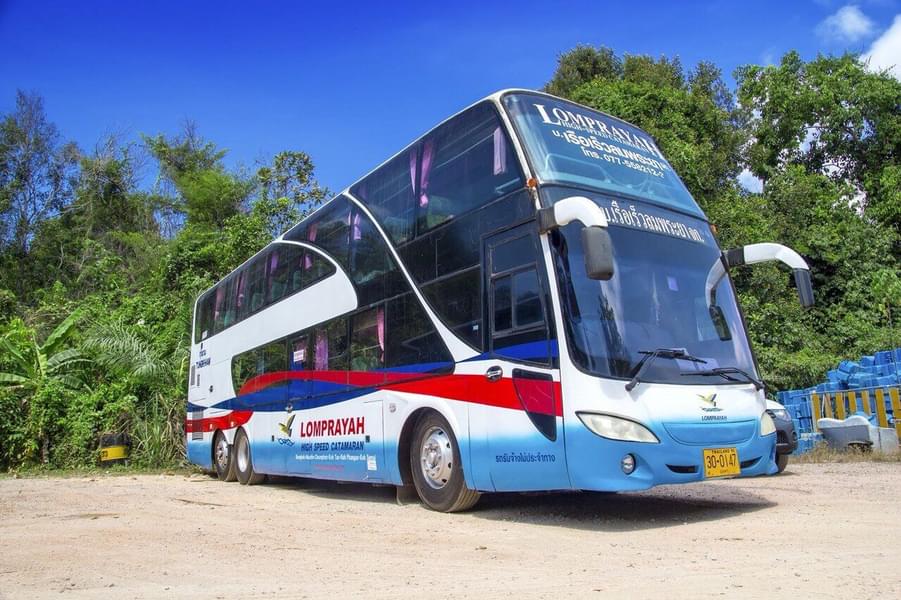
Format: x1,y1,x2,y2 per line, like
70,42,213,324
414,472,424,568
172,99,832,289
187,90,814,512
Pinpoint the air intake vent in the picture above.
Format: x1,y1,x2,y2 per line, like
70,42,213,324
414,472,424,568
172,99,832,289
666,464,698,474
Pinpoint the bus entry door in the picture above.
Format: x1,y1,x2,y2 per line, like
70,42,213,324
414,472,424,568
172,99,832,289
481,223,570,491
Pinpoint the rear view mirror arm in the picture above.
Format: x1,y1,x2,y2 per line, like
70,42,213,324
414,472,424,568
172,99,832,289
538,196,614,281
708,243,814,308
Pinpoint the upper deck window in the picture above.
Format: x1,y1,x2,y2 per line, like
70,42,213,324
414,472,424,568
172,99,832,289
502,93,702,217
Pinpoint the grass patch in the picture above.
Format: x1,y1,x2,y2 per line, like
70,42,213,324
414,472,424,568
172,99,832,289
1,463,204,480
794,443,901,464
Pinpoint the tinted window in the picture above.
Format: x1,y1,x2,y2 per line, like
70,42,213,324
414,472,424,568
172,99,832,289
267,245,303,304
386,293,453,370
195,291,215,342
492,235,533,274
488,226,551,363
493,275,513,332
422,267,482,349
231,351,256,395
245,256,267,316
350,208,405,305
417,103,522,233
351,307,385,373
290,335,310,370
313,317,349,372
293,197,352,263
512,269,543,327
259,341,287,375
351,151,416,244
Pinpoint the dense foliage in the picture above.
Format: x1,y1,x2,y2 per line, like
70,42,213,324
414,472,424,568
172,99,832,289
0,48,898,471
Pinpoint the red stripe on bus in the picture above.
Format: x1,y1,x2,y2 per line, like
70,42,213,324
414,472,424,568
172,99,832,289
383,374,563,417
233,370,564,418
185,410,253,433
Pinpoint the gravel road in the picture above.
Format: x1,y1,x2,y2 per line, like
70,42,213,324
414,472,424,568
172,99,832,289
1,462,899,599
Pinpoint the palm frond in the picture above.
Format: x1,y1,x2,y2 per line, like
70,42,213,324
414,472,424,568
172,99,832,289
84,319,165,383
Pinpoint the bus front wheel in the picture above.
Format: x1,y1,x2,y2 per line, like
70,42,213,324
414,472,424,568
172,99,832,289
213,431,237,482
410,412,480,512
234,428,265,485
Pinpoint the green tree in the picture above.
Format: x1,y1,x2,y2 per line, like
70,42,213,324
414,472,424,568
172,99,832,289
145,124,253,230
736,51,901,235
0,91,79,296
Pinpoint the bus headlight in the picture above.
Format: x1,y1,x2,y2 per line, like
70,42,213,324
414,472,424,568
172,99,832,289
577,412,659,443
760,411,776,436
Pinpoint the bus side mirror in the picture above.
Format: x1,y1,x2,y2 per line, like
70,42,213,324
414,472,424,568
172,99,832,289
537,197,614,281
581,226,614,281
722,243,815,308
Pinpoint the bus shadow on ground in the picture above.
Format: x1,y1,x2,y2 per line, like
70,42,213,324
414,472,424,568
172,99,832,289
265,476,775,531
472,485,776,532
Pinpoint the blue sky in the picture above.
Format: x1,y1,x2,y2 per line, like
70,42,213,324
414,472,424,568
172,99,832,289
1,0,899,193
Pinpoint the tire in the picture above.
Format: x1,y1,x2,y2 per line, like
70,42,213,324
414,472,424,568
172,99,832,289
234,428,265,485
776,453,789,474
410,412,480,512
213,431,237,482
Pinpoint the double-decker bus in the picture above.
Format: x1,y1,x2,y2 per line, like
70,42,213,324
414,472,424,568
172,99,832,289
186,90,814,512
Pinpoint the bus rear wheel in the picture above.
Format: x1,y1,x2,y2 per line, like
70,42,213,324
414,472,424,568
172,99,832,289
213,431,236,482
410,412,480,512
234,428,265,485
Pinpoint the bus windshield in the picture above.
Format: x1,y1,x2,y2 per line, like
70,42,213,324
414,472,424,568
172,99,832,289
503,92,702,217
545,189,756,386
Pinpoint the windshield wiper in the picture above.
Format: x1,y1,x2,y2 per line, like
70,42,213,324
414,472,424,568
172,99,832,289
625,348,708,392
683,367,764,390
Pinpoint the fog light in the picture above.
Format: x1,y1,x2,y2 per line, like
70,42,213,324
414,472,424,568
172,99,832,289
621,454,636,475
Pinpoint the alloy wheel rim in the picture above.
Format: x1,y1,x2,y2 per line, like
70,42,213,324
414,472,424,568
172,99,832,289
419,426,453,490
215,436,229,471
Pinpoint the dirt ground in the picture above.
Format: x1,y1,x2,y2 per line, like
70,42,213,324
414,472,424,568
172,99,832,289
1,462,899,600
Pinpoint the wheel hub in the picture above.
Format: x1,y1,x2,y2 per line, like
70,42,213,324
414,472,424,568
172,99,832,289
215,436,229,471
420,426,453,489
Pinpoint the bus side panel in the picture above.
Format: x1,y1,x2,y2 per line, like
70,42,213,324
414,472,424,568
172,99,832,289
246,390,388,482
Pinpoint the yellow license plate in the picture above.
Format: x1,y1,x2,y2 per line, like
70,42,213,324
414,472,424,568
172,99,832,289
702,447,740,478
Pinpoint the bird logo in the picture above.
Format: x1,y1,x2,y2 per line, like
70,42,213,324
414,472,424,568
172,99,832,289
697,393,721,412
278,414,295,437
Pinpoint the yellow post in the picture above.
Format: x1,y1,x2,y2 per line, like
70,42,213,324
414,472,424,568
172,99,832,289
890,388,901,439
861,390,872,415
823,394,835,419
848,390,859,413
810,392,821,432
874,389,889,428
835,391,847,420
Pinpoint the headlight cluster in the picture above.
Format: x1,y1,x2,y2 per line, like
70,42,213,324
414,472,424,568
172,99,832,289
760,411,776,436
768,408,789,421
577,412,659,443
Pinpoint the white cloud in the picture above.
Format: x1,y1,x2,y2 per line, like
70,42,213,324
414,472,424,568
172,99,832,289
863,15,901,79
737,169,763,194
816,5,876,43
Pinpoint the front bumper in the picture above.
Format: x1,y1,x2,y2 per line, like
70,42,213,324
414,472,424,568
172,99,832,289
773,417,798,455
564,419,778,491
